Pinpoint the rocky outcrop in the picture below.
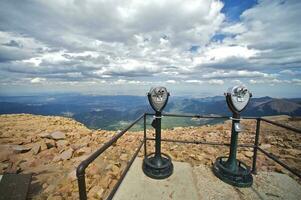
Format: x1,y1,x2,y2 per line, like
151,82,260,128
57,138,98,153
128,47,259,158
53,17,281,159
41,131,66,140
0,114,300,199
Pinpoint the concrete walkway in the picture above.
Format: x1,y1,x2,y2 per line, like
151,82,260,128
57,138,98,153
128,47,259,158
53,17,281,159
193,165,301,200
113,158,199,200
113,158,301,200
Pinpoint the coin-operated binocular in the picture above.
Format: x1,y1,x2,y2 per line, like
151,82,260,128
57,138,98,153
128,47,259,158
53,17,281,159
213,85,253,187
142,87,174,179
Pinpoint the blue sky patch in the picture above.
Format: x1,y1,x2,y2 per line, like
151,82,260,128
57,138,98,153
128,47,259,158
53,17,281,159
221,0,258,22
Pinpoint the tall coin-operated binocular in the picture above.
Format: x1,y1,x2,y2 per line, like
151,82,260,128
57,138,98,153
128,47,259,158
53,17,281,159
148,87,169,112
213,85,253,187
226,85,251,114
142,87,174,179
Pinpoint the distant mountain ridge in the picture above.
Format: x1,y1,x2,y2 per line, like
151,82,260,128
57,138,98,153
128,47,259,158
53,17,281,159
177,96,301,116
246,97,301,116
0,95,300,130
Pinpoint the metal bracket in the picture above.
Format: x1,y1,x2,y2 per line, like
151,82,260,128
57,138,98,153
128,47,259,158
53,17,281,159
153,115,163,119
234,123,243,132
230,117,242,121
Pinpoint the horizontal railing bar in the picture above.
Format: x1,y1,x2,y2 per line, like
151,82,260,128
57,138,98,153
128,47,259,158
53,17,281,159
260,118,301,134
257,147,301,179
145,112,259,120
146,137,254,148
145,112,229,119
163,113,230,119
242,116,260,119
107,139,144,200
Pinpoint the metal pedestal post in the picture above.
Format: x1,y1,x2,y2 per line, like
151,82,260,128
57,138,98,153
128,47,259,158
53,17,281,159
142,111,173,179
213,113,253,187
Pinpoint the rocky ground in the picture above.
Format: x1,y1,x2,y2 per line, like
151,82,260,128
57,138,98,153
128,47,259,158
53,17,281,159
0,114,300,200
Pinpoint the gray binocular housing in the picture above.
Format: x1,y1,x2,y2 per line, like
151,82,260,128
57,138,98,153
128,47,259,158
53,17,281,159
225,85,252,114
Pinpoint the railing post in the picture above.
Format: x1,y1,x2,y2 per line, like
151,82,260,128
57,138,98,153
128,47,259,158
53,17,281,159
77,165,87,200
252,118,261,174
144,113,147,158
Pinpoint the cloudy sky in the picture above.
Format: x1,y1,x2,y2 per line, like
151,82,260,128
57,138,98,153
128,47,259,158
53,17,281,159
0,0,300,97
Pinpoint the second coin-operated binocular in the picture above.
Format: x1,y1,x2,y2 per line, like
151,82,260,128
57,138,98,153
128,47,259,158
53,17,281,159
142,87,174,179
226,85,252,114
148,87,169,112
213,85,253,187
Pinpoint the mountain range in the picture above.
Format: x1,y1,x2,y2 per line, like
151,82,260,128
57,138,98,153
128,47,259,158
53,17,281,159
0,94,300,130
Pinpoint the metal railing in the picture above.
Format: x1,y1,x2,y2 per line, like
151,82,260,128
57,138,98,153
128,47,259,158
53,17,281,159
76,113,301,200
253,118,301,178
76,114,145,200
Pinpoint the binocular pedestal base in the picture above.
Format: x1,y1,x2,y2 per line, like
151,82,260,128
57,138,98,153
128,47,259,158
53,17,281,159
142,153,173,179
213,156,253,187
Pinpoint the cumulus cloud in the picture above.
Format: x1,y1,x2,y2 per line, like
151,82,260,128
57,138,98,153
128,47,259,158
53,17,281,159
30,77,46,83
208,79,224,85
223,0,301,69
0,0,300,96
280,69,301,76
249,78,291,85
166,80,176,84
201,70,276,79
184,80,203,84
292,79,301,85
221,23,247,35
0,0,225,82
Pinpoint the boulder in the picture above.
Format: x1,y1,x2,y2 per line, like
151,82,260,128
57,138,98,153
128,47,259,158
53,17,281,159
120,153,128,161
106,164,120,179
26,160,38,168
39,132,50,138
50,131,66,140
88,186,104,199
75,147,92,157
68,170,77,182
62,149,73,160
0,150,10,162
275,165,284,173
79,136,92,147
56,140,69,148
57,148,73,161
45,139,56,149
41,131,66,140
5,164,21,174
39,141,48,151
189,154,197,160
71,154,89,164
11,145,31,153
170,145,178,151
71,143,87,151
87,164,100,175
0,162,11,172
261,144,272,149
244,151,253,158
47,195,63,200
45,184,56,194
32,143,41,155
23,137,32,144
